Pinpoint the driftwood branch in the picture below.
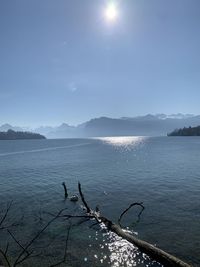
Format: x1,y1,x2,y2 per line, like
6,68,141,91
77,182,192,267
104,220,191,267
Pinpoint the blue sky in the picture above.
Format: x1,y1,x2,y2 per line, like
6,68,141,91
0,0,200,126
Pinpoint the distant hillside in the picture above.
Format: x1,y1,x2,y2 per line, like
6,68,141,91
0,123,23,132
80,115,200,137
40,114,200,138
168,126,200,136
1,114,200,138
0,130,46,140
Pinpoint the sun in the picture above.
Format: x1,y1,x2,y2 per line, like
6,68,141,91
104,2,118,22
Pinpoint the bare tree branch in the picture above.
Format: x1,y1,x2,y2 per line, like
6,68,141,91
0,201,13,228
118,202,145,227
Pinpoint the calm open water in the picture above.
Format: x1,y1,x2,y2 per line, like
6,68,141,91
0,137,199,266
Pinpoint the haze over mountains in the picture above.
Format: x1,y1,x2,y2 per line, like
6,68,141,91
1,114,200,139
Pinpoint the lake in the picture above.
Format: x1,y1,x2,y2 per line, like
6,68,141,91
0,137,199,266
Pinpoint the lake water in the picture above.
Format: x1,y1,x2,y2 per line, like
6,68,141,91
0,137,199,266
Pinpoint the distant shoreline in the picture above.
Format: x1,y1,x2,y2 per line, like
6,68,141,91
168,126,200,136
0,129,46,140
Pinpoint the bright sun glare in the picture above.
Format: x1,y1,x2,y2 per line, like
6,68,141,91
105,2,118,22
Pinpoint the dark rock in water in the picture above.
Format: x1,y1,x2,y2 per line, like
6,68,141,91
70,195,78,202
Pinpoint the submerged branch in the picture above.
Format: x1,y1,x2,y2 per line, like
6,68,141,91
0,247,11,267
49,224,71,267
8,230,30,257
13,208,68,267
0,202,13,228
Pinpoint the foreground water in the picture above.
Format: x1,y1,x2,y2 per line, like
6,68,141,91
0,137,199,266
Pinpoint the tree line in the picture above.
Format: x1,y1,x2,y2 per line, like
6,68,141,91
0,129,46,140
168,126,200,136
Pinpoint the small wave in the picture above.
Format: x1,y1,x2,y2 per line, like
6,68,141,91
0,142,91,157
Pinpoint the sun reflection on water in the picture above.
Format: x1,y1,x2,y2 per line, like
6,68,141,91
93,225,163,267
96,136,146,150
104,230,139,266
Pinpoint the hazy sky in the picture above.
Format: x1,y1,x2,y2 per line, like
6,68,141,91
0,0,200,126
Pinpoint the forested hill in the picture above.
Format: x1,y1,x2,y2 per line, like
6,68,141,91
168,126,200,136
0,130,46,140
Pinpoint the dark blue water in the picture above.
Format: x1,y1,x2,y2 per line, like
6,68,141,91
0,137,199,266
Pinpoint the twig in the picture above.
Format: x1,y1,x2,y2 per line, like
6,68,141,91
49,224,71,267
8,229,30,256
118,202,145,227
0,248,11,267
0,201,13,227
0,214,23,231
4,242,9,256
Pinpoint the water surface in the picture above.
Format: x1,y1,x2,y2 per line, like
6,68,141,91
0,137,199,266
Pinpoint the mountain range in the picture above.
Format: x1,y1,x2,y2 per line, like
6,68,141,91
1,114,200,138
